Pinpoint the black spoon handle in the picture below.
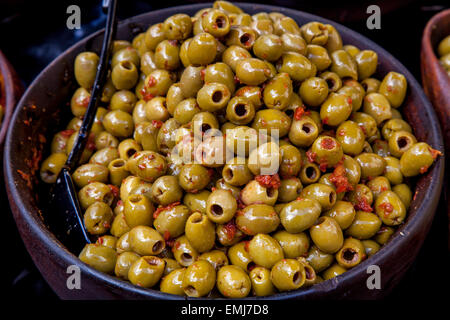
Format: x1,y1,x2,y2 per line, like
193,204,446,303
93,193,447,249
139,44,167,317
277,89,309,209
66,0,117,170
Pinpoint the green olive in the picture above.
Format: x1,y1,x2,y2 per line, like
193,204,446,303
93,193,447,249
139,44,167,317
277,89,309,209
305,245,334,273
111,61,139,90
288,115,319,148
330,49,358,80
185,212,215,253
324,201,356,230
74,52,99,89
346,211,382,239
299,77,329,107
129,226,165,256
240,180,278,206
336,120,366,156
217,265,251,298
279,144,302,178
247,233,284,269
250,266,275,296
163,14,192,40
280,198,321,233
236,58,271,86
355,50,378,80
123,194,154,228
78,182,114,210
362,240,380,257
199,250,229,271
367,176,391,200
226,96,255,125
126,151,167,182
271,258,306,291
335,237,366,268
96,235,117,249
40,153,68,184
247,142,281,176
128,256,165,288
310,216,344,254
151,175,183,205
374,190,406,226
374,226,395,245
160,268,186,296
70,87,91,117
338,85,364,112
355,153,386,179
253,34,283,62
378,72,407,108
273,16,300,35
320,93,353,127
172,235,199,267
236,204,280,235
306,45,331,72
115,252,140,280
72,163,109,188
154,204,190,239
225,26,257,50
319,71,342,92
103,110,134,138
273,231,310,258
183,190,211,214
222,157,253,186
278,178,303,203
182,260,216,297
188,32,217,66
278,52,316,82
222,45,252,72
362,93,392,125
253,108,292,137
144,24,165,51
361,77,380,94
83,202,113,235
280,33,307,55
388,131,417,158
400,142,438,177
143,69,176,98
79,243,117,274
392,183,412,209
301,21,328,45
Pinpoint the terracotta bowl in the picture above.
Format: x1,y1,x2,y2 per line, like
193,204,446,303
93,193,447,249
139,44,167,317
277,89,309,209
3,3,445,299
421,9,450,247
0,50,23,148
421,9,450,156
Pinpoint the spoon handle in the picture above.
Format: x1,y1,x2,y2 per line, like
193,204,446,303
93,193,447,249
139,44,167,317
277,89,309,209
66,0,118,170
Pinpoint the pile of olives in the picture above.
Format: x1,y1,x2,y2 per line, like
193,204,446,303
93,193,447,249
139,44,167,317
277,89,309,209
438,35,450,75
40,1,441,298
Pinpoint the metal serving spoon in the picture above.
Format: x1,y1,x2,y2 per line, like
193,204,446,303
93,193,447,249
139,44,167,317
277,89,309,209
48,0,117,253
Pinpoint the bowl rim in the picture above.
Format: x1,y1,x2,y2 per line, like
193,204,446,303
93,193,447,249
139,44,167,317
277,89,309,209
4,2,445,300
422,9,450,67
0,51,22,146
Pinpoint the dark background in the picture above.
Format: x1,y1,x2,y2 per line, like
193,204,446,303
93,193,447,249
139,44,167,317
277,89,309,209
0,0,448,300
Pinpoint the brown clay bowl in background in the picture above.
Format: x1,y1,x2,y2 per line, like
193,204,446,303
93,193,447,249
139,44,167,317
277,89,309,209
421,9,450,156
3,3,445,299
0,50,23,148
421,9,450,249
